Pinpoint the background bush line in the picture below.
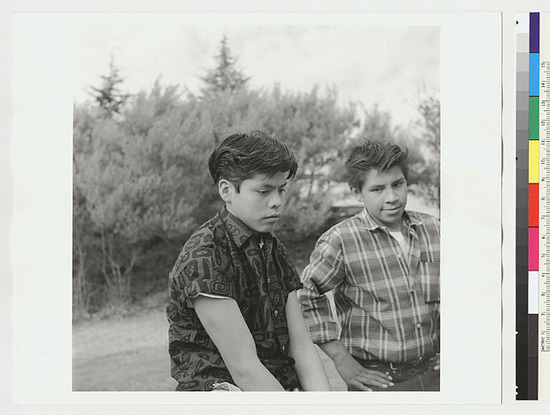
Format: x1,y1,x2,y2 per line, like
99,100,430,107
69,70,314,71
73,38,440,320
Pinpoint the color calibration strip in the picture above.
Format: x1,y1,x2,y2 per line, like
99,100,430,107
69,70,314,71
516,12,531,400
529,12,540,400
539,13,550,401
517,12,550,400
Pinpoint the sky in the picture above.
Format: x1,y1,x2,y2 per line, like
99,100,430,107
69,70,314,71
75,18,439,128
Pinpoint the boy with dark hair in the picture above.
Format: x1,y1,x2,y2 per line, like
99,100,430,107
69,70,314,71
167,130,331,391
299,140,440,391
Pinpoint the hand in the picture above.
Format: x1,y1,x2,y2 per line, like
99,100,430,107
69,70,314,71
333,353,394,391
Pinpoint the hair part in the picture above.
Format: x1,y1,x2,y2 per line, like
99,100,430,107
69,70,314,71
344,140,409,192
208,130,298,192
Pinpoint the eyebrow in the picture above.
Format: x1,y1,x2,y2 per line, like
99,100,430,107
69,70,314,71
368,178,404,189
259,182,288,189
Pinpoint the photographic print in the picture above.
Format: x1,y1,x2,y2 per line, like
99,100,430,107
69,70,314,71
12,11,501,406
72,21,440,392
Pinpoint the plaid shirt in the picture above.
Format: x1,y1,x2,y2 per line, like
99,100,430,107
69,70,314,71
298,208,440,364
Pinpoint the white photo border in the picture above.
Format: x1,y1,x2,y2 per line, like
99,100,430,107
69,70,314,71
12,11,501,406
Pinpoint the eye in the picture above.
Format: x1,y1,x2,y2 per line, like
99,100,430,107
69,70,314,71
371,188,383,193
257,190,268,195
279,188,287,194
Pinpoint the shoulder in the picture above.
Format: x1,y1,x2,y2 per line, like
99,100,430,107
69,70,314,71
319,213,365,243
407,210,439,223
406,210,440,234
183,215,229,254
170,215,231,281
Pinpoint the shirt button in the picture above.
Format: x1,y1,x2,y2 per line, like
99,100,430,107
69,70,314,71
273,310,279,317
281,344,286,353
416,323,422,329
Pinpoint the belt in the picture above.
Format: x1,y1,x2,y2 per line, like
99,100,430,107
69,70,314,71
358,353,438,375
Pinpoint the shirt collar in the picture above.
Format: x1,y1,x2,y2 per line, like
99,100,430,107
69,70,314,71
219,207,265,248
358,208,423,232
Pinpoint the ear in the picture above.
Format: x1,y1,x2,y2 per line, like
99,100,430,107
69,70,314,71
218,179,234,204
352,187,363,203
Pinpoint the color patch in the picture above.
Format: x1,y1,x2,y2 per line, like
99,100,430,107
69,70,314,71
529,227,539,270
529,271,540,314
531,54,540,95
530,96,540,139
530,183,539,227
530,140,540,183
531,12,540,52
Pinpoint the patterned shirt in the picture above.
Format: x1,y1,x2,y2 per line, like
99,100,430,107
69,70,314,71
298,208,440,364
167,207,303,391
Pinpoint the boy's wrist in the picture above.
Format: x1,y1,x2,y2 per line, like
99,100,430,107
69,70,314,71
319,339,350,363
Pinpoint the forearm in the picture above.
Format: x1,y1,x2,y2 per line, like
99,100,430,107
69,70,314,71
318,339,354,366
192,296,285,391
228,358,285,391
290,341,331,391
286,290,331,391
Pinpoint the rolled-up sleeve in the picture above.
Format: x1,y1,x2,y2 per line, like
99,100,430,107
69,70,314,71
298,231,345,344
169,241,237,308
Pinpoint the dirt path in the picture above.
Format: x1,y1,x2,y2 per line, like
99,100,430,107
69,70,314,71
72,308,346,391
73,309,175,391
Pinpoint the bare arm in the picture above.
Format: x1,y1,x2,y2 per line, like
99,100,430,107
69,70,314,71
285,291,331,391
318,340,393,391
192,295,284,391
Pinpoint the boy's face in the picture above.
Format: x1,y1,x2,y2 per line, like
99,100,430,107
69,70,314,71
219,171,289,233
355,165,407,232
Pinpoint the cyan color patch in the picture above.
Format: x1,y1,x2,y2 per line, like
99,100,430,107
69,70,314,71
530,53,540,96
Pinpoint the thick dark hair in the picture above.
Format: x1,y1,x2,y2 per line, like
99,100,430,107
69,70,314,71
345,140,408,192
208,130,298,191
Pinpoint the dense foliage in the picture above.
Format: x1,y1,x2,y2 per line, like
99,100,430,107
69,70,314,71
73,38,440,318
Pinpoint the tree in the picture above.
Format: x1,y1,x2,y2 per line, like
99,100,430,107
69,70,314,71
200,35,250,94
88,55,130,118
73,42,440,317
260,85,358,240
412,91,440,207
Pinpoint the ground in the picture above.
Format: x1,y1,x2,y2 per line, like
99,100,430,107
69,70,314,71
72,307,347,391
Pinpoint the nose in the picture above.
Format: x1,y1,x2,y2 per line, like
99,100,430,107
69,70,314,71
269,191,283,208
385,188,399,203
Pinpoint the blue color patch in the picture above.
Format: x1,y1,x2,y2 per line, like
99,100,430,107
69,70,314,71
530,53,539,96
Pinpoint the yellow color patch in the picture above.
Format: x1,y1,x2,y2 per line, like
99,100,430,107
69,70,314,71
529,140,539,184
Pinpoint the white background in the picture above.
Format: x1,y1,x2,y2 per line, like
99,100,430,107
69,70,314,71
0,0,547,414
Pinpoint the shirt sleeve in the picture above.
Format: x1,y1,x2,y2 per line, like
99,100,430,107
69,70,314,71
169,239,237,308
298,230,346,344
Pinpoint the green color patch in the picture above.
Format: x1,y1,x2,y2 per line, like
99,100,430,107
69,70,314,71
529,96,539,139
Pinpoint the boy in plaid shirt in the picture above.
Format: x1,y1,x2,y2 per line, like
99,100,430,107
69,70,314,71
299,140,440,391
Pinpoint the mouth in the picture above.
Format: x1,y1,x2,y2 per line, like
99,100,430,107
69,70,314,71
264,215,280,221
383,206,402,212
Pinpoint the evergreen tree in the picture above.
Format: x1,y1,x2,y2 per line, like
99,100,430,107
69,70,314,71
89,55,130,118
200,35,250,94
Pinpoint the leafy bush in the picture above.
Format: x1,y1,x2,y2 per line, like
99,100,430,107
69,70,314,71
73,40,439,318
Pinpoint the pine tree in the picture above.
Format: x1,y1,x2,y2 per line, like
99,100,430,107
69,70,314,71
200,35,250,94
89,55,130,118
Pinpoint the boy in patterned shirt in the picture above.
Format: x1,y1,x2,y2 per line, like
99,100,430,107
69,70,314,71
299,140,440,391
167,131,330,391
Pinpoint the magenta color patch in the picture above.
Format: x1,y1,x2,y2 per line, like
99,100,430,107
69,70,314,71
529,227,539,271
